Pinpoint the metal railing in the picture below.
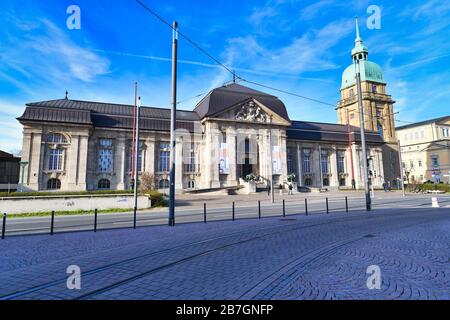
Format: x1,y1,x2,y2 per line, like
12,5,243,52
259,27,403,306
0,195,382,238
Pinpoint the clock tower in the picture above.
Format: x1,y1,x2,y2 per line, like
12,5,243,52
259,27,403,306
337,19,400,185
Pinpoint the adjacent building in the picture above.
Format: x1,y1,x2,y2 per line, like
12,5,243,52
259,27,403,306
0,151,20,192
16,21,399,193
397,116,450,184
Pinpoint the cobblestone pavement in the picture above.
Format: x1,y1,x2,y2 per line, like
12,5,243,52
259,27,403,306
0,207,449,300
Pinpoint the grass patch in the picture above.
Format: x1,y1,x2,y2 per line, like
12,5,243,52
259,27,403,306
7,208,136,219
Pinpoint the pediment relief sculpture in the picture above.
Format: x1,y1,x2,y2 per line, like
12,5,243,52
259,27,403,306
235,101,268,123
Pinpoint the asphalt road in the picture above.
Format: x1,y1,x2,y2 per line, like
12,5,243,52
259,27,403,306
2,193,450,236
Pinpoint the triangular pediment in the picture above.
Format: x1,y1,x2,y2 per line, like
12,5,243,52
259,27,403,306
212,98,291,126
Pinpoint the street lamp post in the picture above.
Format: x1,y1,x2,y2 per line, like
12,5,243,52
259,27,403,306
397,140,405,197
355,59,371,211
168,21,178,226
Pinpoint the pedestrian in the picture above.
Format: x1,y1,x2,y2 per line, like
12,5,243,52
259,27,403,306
279,184,283,196
267,182,271,197
383,181,388,192
388,180,391,192
288,183,293,195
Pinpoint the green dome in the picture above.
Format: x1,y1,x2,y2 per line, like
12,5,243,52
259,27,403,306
341,60,386,89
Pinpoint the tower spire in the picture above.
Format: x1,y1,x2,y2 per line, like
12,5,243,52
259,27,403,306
351,17,368,61
355,17,361,41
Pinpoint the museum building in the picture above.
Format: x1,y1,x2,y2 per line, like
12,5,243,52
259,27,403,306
17,23,400,193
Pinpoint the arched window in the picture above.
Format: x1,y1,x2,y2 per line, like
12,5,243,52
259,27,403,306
377,123,383,138
187,180,195,189
159,179,169,189
47,178,61,190
304,178,312,186
98,179,111,190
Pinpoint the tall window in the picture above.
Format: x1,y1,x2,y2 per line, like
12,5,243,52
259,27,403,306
159,179,169,189
431,156,439,167
46,133,68,172
47,133,67,144
377,123,383,138
47,178,61,190
337,150,345,174
98,139,113,173
48,149,63,171
320,148,329,174
302,148,311,173
287,148,293,174
372,85,377,93
158,142,170,172
98,179,110,189
183,143,196,173
128,140,144,172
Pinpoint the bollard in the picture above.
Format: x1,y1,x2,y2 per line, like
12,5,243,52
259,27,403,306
204,203,207,223
282,199,286,217
326,198,329,214
94,209,98,232
431,197,440,208
345,196,348,213
258,200,261,219
232,202,235,221
1,213,6,240
305,198,308,216
133,207,137,229
50,210,55,235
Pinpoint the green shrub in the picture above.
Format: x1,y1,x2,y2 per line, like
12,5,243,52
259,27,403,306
147,190,168,208
419,183,450,193
0,190,134,198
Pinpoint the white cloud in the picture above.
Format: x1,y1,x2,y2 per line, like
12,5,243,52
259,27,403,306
0,18,110,87
227,19,353,74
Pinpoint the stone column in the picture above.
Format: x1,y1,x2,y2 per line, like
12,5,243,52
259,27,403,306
77,134,89,190
67,135,80,190
313,143,321,187
353,145,362,189
227,128,238,186
115,135,126,190
204,122,220,188
26,131,43,191
280,131,288,183
297,144,303,187
175,136,183,192
329,145,339,187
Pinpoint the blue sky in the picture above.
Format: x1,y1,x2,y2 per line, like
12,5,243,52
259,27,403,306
1,0,449,153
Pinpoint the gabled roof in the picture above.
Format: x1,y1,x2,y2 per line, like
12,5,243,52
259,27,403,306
287,120,384,144
396,116,450,130
194,83,290,121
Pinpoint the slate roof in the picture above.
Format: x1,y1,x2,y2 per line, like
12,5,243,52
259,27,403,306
287,121,384,144
18,99,200,132
17,84,382,144
194,83,290,121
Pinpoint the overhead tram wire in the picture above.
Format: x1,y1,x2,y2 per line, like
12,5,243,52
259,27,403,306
135,0,235,76
134,0,340,109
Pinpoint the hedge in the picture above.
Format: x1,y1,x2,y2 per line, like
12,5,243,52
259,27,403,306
147,190,168,208
419,183,450,193
0,190,135,198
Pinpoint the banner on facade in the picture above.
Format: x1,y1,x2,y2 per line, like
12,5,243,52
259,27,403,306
219,142,230,174
272,145,282,175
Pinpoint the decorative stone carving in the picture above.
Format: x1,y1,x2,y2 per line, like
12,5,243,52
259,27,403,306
235,101,268,123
